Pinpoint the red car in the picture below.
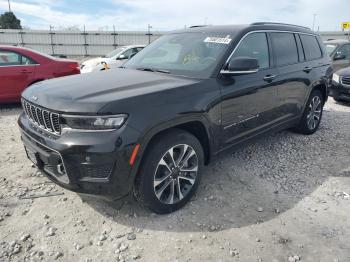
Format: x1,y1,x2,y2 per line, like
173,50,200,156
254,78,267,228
0,45,80,103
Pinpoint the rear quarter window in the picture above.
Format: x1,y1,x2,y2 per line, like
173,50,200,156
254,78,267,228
300,34,322,61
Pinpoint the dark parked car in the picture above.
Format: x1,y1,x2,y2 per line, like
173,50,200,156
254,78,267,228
324,39,350,72
0,45,80,103
18,23,331,213
330,67,350,102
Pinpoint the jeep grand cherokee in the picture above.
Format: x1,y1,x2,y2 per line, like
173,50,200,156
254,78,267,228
18,23,331,214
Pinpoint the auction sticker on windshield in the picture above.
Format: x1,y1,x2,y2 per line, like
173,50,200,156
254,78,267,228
204,37,232,44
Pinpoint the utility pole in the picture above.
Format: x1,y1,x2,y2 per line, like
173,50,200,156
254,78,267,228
8,0,11,12
49,25,55,55
147,24,152,44
312,14,318,31
112,24,118,48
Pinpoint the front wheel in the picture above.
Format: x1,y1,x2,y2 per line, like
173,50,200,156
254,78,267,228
294,89,324,135
134,129,204,214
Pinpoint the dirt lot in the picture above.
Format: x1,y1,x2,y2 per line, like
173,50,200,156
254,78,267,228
0,98,349,262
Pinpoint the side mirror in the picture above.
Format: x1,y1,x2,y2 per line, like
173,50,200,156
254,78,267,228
221,57,259,75
117,54,126,60
334,52,346,61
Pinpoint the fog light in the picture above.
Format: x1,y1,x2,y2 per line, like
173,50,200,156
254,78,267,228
57,163,66,175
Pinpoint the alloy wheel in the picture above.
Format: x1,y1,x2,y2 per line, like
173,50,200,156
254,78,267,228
306,95,322,130
153,144,199,205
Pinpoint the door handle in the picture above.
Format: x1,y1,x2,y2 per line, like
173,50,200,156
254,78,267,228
263,74,276,82
20,69,32,74
303,66,313,73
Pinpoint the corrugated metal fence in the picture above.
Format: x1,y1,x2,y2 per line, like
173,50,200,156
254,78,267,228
0,29,349,58
0,29,162,57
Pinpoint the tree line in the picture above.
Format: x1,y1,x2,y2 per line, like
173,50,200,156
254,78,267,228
0,12,22,29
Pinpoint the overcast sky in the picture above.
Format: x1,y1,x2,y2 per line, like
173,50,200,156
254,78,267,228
0,0,348,31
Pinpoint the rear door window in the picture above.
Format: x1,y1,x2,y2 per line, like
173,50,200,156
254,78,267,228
300,34,322,61
270,33,299,66
0,51,21,66
0,50,36,66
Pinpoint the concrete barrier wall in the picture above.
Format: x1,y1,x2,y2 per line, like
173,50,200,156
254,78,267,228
0,29,162,57
0,29,349,58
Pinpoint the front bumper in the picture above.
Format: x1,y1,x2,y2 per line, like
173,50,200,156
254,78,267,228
330,81,350,101
18,112,141,200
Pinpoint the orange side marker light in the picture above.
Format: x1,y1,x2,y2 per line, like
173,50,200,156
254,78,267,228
129,144,140,166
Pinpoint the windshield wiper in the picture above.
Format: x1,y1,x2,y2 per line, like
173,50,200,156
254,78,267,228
136,67,170,74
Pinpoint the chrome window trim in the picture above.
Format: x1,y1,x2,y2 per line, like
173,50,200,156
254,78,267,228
222,29,321,71
0,64,39,67
220,69,259,75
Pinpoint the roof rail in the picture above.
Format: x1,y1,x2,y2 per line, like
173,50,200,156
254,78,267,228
251,22,310,30
189,25,208,28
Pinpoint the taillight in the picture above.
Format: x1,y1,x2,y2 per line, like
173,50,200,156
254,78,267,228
68,63,80,72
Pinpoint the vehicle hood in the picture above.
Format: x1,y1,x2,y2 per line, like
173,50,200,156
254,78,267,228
82,57,112,67
22,68,199,113
335,67,350,76
81,57,105,66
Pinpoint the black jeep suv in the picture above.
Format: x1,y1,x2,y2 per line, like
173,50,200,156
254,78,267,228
18,23,331,213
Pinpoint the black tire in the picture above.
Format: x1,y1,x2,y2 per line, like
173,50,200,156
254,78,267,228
294,89,324,135
333,96,343,102
134,129,204,214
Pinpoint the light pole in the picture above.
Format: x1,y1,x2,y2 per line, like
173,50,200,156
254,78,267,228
312,14,318,31
147,24,152,44
8,0,11,12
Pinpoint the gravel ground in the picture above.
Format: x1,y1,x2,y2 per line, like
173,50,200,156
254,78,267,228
0,98,349,262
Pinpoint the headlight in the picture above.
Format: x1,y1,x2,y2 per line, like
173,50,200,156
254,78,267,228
332,73,340,83
62,114,127,130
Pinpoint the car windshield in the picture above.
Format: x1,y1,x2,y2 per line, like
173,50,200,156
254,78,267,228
325,44,337,55
124,33,233,78
105,47,127,58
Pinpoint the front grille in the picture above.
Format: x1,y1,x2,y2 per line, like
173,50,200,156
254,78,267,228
341,77,350,86
22,99,61,135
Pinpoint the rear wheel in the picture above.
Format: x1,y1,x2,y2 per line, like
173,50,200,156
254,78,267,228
134,129,204,214
294,89,324,135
